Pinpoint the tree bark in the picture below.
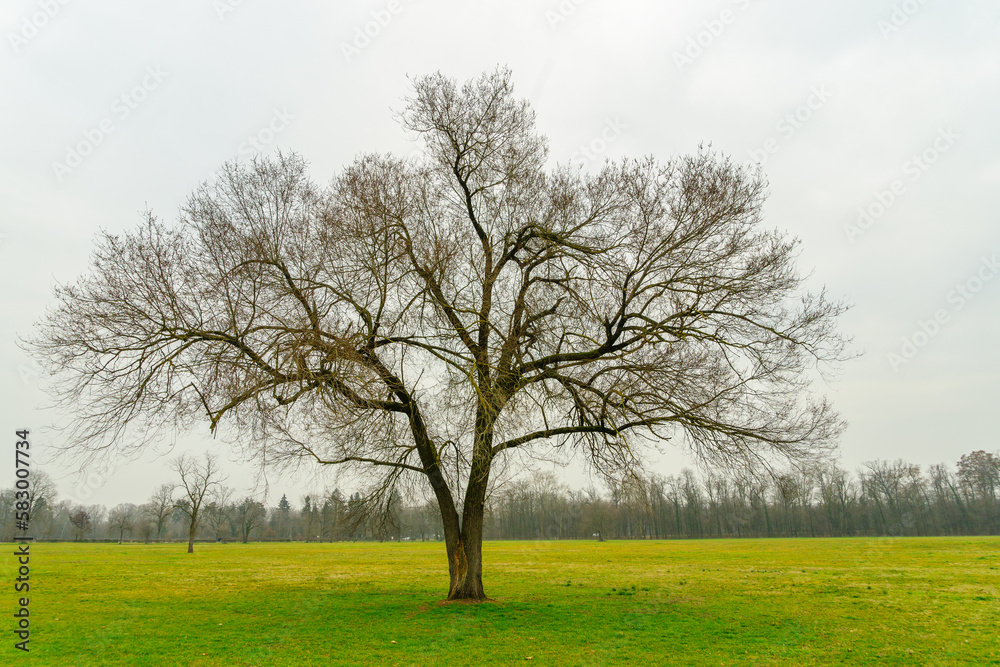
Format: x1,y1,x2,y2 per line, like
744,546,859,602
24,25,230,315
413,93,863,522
446,424,492,601
447,508,486,600
403,377,493,600
437,482,483,600
187,510,197,553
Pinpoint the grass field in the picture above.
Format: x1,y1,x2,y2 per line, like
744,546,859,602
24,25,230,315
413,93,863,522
2,537,998,665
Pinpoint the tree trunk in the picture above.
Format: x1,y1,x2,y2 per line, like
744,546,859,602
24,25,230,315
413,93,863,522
188,512,197,553
408,399,490,601
447,509,486,600
437,489,481,600
447,437,491,601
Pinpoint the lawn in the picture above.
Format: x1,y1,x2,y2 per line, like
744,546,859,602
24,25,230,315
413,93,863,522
2,537,998,665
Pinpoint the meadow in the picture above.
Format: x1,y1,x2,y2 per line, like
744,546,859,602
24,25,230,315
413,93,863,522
2,537,998,665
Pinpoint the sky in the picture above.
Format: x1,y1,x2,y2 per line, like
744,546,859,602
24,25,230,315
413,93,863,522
1,0,998,509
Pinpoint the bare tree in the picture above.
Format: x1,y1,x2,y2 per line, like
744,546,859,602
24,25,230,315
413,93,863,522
957,451,1000,503
135,514,155,543
301,495,317,541
26,68,849,599
87,504,107,539
107,503,136,544
16,471,58,540
274,493,292,540
172,453,224,553
319,490,345,541
69,507,92,541
816,464,854,536
204,485,235,540
234,496,266,543
145,483,175,540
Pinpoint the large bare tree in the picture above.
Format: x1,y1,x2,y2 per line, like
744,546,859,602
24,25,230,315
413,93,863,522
28,68,848,599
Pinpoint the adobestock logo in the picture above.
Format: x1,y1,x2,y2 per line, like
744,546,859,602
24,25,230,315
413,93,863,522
51,66,170,182
673,0,755,73
570,118,628,171
72,464,113,502
545,0,589,30
844,127,959,244
747,84,833,166
878,0,931,39
213,0,249,20
7,0,72,54
340,0,404,63
238,108,294,156
887,254,998,372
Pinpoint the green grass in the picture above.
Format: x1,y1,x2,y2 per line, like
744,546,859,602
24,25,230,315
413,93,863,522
2,537,998,665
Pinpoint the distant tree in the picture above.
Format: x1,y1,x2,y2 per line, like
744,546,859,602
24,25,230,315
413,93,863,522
234,497,266,543
276,494,291,539
69,507,92,541
0,491,13,541
957,451,1000,502
204,485,235,540
320,490,345,541
582,487,609,541
384,489,403,542
680,470,705,538
301,495,317,541
928,463,971,534
87,504,107,539
172,453,224,553
862,460,923,536
135,515,155,543
417,498,442,541
956,451,1000,533
145,483,176,540
107,503,136,544
816,465,853,537
26,470,58,517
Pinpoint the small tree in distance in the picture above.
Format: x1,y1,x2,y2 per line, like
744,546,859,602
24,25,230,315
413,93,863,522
276,493,291,540
172,453,224,553
234,497,266,544
107,503,136,544
145,483,175,541
69,507,91,541
302,495,316,541
26,67,850,599
204,485,235,541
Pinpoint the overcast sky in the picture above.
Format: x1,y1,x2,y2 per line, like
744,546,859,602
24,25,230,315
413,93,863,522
2,0,998,509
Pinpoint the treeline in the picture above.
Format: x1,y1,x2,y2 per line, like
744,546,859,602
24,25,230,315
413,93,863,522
484,452,999,540
3,450,998,542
